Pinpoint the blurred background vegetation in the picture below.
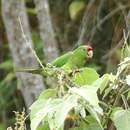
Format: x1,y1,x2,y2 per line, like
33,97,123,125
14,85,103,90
0,0,130,129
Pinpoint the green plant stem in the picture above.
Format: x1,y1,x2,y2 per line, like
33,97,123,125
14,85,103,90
113,85,126,106
107,84,126,130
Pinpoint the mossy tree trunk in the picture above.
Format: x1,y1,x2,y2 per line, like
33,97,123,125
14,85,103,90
2,0,45,108
34,0,59,62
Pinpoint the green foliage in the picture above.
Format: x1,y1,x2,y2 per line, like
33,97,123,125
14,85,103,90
30,90,78,130
30,45,130,130
1,72,15,85
0,45,24,128
126,75,130,86
37,122,50,130
30,89,57,130
73,67,99,85
0,60,13,70
97,74,110,94
70,86,102,114
30,66,103,130
69,0,85,20
27,8,37,15
70,116,103,130
121,35,130,59
32,32,45,61
0,123,5,130
30,88,102,130
1,0,130,129
111,109,130,130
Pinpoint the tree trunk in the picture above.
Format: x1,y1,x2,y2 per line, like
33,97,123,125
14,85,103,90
34,0,59,62
126,10,130,40
2,0,45,108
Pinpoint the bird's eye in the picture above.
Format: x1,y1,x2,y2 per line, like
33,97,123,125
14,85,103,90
83,48,86,51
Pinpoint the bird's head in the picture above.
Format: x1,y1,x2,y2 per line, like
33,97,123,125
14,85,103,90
75,45,93,60
86,45,93,59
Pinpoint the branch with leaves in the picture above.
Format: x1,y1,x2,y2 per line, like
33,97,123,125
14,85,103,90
27,38,130,130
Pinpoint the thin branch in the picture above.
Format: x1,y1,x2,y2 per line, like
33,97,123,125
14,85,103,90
90,5,130,42
121,94,129,109
18,17,44,69
74,0,95,48
102,38,123,60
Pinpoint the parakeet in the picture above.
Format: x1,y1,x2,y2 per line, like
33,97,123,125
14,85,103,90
17,45,93,74
52,45,93,70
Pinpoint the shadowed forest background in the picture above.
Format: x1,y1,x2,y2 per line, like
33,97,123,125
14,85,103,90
0,0,130,130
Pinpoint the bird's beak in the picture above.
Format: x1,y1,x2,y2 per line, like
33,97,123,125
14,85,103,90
88,50,93,58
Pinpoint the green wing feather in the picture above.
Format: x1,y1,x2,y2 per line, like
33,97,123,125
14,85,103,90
16,52,73,75
62,46,88,71
51,52,73,67
16,68,43,74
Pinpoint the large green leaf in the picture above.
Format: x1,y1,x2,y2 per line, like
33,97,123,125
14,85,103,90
30,89,57,130
47,95,78,130
30,89,78,130
111,109,130,130
85,104,102,126
37,122,49,130
83,116,103,130
38,88,57,99
30,98,62,130
30,88,57,115
73,67,99,86
70,116,103,130
69,86,102,114
92,74,110,94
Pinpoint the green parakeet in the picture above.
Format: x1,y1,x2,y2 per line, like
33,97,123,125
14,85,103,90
52,45,93,72
17,45,93,74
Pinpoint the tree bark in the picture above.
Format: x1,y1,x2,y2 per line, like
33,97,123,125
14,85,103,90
34,0,59,62
2,0,45,108
126,10,130,40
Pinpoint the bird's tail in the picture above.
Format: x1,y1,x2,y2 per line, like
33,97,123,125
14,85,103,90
16,68,43,75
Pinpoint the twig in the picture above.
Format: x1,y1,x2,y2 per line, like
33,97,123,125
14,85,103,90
74,0,95,48
113,84,126,106
18,17,44,69
121,94,129,109
114,0,127,20
102,38,123,60
121,30,130,59
90,5,130,42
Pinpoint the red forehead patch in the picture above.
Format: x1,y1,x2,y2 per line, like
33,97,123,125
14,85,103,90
87,46,93,51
